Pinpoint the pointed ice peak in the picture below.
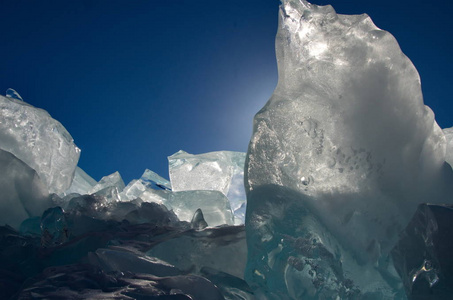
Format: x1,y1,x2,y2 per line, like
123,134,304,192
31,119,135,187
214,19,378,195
141,169,171,190
6,88,23,101
191,208,208,230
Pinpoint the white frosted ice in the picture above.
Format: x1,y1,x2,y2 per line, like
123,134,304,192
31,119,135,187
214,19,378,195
0,95,80,194
444,127,453,167
245,0,453,298
168,150,246,224
0,149,51,229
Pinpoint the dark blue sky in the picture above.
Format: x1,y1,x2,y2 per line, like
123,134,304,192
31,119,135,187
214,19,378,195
1,0,452,183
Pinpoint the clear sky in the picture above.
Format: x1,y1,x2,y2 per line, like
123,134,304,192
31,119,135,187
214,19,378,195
0,0,452,183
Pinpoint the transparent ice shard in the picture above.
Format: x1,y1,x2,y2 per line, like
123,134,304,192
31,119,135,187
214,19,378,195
0,149,51,229
62,166,97,196
0,95,80,194
141,168,171,190
244,0,453,298
89,171,125,198
5,88,23,101
120,169,171,201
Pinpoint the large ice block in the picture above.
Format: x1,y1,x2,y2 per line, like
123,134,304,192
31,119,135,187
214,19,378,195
0,149,51,229
168,150,246,224
0,95,80,194
245,0,453,298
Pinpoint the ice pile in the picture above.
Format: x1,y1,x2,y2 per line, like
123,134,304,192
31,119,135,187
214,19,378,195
245,0,453,298
0,89,251,298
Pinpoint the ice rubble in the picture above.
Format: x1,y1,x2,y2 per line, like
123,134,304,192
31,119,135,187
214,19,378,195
245,0,453,298
1,1,453,300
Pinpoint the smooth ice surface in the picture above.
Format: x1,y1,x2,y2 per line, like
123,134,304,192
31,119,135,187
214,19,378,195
444,127,453,167
392,204,453,298
0,149,51,229
63,166,97,196
169,150,246,224
245,0,453,298
0,95,80,193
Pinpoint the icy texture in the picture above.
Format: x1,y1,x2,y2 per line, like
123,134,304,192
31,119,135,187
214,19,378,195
0,149,51,229
166,190,234,227
120,169,171,201
0,95,80,194
40,206,68,247
245,0,453,298
392,204,453,298
89,171,125,195
444,127,453,167
148,225,247,279
5,88,23,101
63,166,97,196
169,150,246,223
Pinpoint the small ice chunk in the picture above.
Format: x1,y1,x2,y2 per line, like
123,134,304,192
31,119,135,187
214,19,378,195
191,208,208,230
0,95,80,194
166,190,234,227
40,207,68,247
0,149,51,229
5,88,23,101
